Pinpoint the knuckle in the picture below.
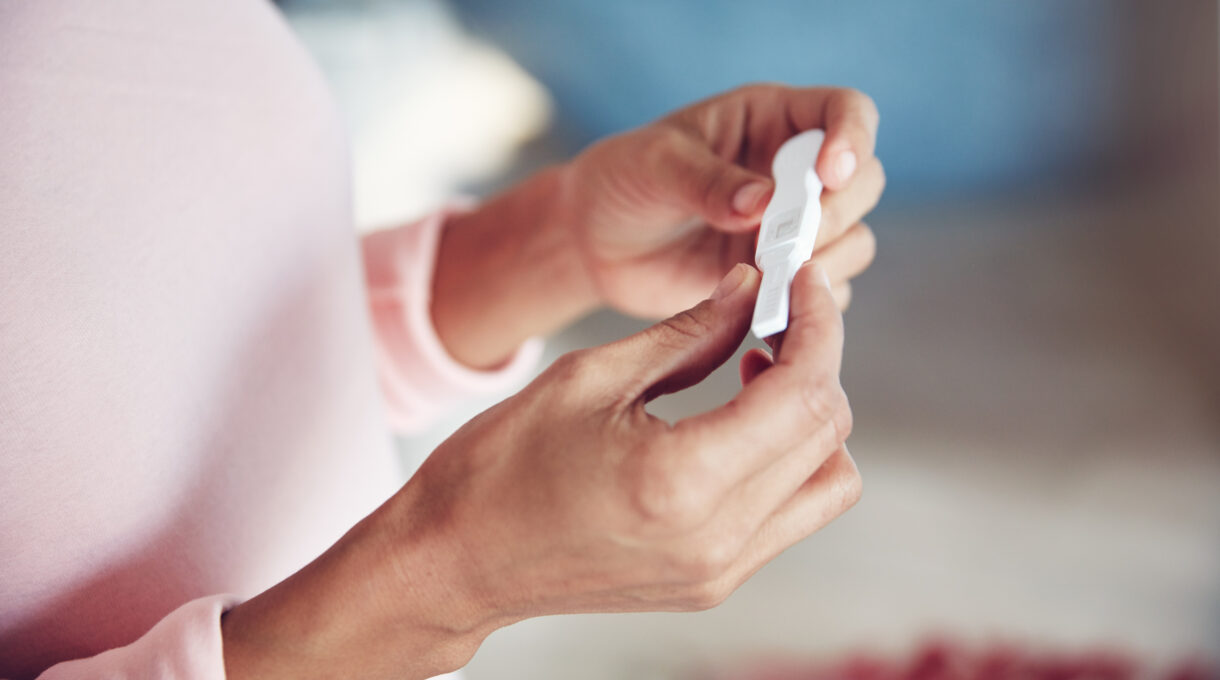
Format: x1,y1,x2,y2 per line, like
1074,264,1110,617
656,304,715,347
628,460,711,531
850,88,881,127
686,580,732,611
676,537,738,583
638,126,681,169
838,467,864,513
732,82,788,116
874,159,888,193
546,349,583,380
830,387,854,443
433,642,482,676
734,82,773,99
641,126,722,208
799,379,853,442
546,348,601,389
855,223,877,264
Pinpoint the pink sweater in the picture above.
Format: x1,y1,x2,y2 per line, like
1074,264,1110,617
0,1,540,677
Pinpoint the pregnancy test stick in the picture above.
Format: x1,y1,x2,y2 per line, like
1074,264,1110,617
751,129,825,339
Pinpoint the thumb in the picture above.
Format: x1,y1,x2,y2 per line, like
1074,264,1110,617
606,263,760,402
662,134,773,232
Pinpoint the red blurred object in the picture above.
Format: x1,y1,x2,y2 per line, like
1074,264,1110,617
714,641,1218,680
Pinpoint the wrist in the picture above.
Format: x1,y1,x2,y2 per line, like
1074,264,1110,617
222,501,506,680
431,165,600,369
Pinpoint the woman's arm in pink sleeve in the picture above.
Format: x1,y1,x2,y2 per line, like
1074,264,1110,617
32,596,237,680
360,167,599,432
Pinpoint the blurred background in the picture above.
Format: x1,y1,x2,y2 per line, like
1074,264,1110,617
279,0,1219,677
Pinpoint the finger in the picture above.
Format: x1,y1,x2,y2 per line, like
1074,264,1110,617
812,222,876,285
658,129,774,232
738,348,774,387
718,448,861,590
712,431,855,562
772,263,845,370
675,85,879,183
665,86,880,217
757,229,865,351
808,89,880,191
676,262,849,470
749,448,861,557
603,263,760,402
816,157,885,248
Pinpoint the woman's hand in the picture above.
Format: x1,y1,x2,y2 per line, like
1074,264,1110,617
559,84,884,317
430,84,883,368
223,262,861,680
413,262,858,619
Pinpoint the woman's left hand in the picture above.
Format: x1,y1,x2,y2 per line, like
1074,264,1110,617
559,83,885,316
430,84,884,368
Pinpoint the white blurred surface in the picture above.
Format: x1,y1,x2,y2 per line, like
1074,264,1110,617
283,0,550,229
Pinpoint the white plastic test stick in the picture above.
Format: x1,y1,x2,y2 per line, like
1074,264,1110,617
750,129,825,339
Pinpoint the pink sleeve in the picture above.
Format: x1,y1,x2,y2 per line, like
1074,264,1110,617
34,596,238,680
361,206,545,433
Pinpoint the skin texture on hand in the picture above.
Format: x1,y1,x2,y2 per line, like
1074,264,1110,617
414,262,860,620
224,262,860,680
559,83,883,318
431,83,883,368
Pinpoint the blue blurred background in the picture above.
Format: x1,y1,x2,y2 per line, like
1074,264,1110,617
451,0,1131,204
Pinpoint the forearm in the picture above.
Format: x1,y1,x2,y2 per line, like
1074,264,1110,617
431,165,600,369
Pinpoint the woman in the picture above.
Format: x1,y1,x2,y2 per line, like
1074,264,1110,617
0,1,883,678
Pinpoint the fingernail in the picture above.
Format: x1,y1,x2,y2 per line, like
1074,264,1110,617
731,181,770,215
712,263,747,300
834,150,857,183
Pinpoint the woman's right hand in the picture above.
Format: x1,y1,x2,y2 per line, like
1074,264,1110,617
222,261,860,680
